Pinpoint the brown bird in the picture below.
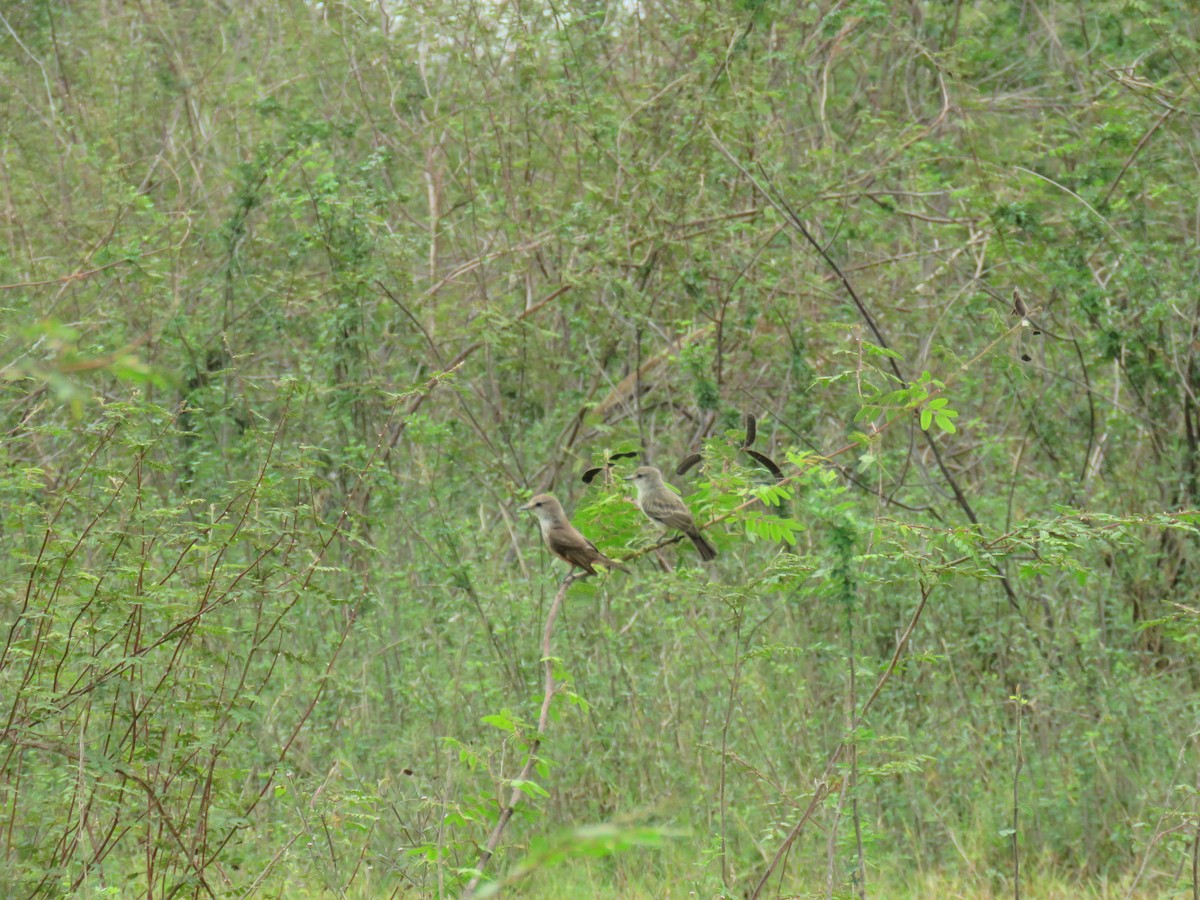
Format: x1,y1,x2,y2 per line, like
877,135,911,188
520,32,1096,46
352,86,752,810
518,493,628,576
625,466,717,561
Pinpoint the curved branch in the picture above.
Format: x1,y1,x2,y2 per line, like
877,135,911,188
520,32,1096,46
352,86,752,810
706,126,1022,610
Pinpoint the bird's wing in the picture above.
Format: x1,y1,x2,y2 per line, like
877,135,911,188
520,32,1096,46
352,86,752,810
643,494,696,530
547,525,601,571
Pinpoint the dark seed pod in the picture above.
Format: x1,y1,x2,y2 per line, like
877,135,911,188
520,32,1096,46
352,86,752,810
1011,288,1029,319
745,448,784,480
676,453,703,475
581,467,605,484
743,413,757,448
1013,289,1042,334
1020,354,1032,362
609,451,639,461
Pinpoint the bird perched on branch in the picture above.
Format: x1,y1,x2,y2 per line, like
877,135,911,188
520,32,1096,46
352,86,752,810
518,493,628,576
625,466,717,561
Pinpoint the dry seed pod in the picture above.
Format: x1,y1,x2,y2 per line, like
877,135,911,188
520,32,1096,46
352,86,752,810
745,448,784,480
676,453,703,475
1011,288,1029,319
743,413,757,448
1012,289,1042,335
582,450,641,484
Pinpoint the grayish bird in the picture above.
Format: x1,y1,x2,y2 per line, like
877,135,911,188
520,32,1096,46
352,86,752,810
625,466,717,561
518,493,628,576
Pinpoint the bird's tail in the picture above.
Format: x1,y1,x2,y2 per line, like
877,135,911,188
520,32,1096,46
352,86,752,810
688,530,718,561
601,554,631,573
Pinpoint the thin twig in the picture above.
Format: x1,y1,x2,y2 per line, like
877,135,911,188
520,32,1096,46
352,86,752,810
1012,689,1023,900
462,571,578,897
751,581,935,898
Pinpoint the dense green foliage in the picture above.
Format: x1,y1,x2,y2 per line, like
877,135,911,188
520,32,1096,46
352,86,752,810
3,1,1200,896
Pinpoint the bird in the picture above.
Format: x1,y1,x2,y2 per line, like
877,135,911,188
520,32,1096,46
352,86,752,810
518,493,628,576
624,466,717,561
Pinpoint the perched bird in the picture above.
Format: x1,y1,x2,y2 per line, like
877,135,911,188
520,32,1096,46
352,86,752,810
625,466,717,561
518,493,628,576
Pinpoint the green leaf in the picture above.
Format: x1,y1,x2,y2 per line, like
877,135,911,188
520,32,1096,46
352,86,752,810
509,779,550,799
482,712,518,733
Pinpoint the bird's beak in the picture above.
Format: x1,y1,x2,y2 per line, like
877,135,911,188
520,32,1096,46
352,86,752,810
517,500,532,511
622,475,634,482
